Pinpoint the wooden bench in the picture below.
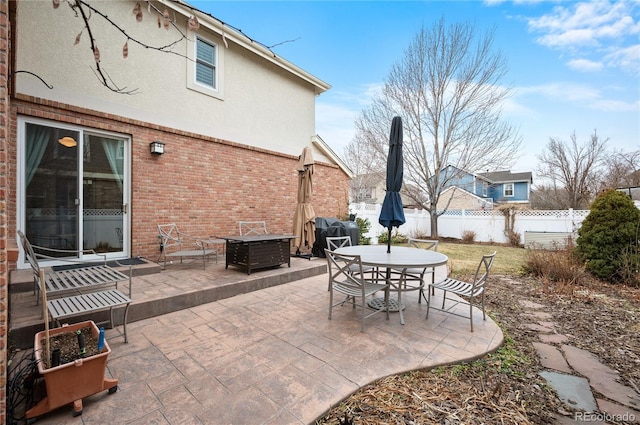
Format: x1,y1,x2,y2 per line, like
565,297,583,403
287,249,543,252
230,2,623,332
18,231,132,343
157,223,218,269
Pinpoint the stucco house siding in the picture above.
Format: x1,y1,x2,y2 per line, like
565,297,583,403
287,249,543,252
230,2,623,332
14,1,329,163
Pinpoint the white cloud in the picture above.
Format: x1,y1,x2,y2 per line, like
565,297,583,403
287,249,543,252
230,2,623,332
519,82,601,102
566,58,604,72
316,83,383,156
527,0,639,72
591,98,640,112
516,81,639,112
604,44,640,74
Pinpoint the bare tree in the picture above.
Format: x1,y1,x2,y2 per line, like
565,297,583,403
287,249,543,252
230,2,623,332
344,122,387,203
536,131,608,209
47,0,199,94
600,149,640,192
529,184,570,210
349,18,521,237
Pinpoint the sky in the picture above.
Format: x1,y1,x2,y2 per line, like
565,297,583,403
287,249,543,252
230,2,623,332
190,0,640,177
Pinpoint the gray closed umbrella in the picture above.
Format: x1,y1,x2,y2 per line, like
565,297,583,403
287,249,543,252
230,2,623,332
378,116,406,253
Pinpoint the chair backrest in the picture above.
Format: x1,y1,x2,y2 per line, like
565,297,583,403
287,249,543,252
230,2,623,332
325,249,365,292
157,223,182,251
239,221,268,236
407,237,438,251
17,230,40,277
326,236,352,251
472,251,497,292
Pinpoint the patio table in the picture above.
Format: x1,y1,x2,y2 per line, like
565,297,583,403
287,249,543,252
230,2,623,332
334,245,448,325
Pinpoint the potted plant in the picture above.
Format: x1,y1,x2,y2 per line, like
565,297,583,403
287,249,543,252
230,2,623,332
24,320,118,418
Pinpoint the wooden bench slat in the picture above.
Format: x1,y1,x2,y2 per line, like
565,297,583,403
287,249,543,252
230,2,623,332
41,265,130,300
46,290,131,343
47,290,130,319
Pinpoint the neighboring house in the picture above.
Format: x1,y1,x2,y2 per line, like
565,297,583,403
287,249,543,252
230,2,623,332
350,173,385,204
350,173,420,208
617,186,640,201
8,0,352,270
436,186,494,211
437,165,532,210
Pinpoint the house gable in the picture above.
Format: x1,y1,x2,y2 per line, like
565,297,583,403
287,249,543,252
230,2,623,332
439,165,532,205
436,186,493,211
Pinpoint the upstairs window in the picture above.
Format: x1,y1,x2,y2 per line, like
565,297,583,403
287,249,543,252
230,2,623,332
504,183,514,197
196,37,216,89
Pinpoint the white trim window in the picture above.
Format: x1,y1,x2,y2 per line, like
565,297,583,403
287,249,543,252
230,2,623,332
187,32,223,99
504,183,514,197
195,36,217,89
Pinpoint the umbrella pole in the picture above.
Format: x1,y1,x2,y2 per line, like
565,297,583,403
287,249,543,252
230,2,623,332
387,228,392,253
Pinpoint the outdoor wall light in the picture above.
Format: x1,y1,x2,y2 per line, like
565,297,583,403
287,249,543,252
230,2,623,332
58,136,77,148
150,141,165,155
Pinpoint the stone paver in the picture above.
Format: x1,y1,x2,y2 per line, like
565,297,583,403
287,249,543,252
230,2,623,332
524,323,554,332
523,311,553,319
562,344,640,410
540,371,598,412
520,295,640,419
532,342,572,373
518,300,546,309
596,398,640,424
538,333,569,344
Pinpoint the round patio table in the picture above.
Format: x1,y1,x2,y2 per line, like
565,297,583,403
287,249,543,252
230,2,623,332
334,245,448,325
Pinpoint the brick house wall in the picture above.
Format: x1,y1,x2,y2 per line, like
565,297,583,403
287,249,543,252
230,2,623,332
9,95,350,266
1,0,8,421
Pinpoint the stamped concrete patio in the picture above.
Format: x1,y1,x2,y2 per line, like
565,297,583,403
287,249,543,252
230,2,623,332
9,255,503,425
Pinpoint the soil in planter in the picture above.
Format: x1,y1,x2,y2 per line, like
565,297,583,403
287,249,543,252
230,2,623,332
40,327,101,366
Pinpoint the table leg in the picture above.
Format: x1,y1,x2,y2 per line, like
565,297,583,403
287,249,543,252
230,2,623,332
397,269,406,325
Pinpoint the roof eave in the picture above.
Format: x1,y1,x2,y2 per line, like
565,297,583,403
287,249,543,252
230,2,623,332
312,135,354,178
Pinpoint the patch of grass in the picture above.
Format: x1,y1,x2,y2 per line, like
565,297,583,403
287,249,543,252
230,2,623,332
437,242,527,276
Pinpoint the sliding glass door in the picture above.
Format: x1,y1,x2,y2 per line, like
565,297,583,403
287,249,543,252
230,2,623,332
20,119,130,261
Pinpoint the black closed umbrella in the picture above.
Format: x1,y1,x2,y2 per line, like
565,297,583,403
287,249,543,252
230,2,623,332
378,116,406,253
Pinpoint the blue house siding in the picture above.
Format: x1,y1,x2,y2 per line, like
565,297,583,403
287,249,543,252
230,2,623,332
441,165,477,194
486,181,530,202
437,165,532,206
514,182,529,201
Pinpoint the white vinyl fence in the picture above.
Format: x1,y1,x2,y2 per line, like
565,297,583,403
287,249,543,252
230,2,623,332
349,203,590,245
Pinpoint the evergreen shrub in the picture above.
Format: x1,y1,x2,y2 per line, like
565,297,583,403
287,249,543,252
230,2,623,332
576,189,640,282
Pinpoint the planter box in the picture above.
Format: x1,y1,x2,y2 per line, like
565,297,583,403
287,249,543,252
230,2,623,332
25,320,118,418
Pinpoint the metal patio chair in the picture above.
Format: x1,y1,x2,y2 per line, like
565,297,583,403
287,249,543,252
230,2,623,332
325,236,376,290
157,223,217,269
426,251,497,332
392,237,439,302
238,221,268,236
325,249,390,332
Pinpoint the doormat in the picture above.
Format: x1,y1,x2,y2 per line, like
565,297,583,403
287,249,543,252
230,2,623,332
52,257,147,271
